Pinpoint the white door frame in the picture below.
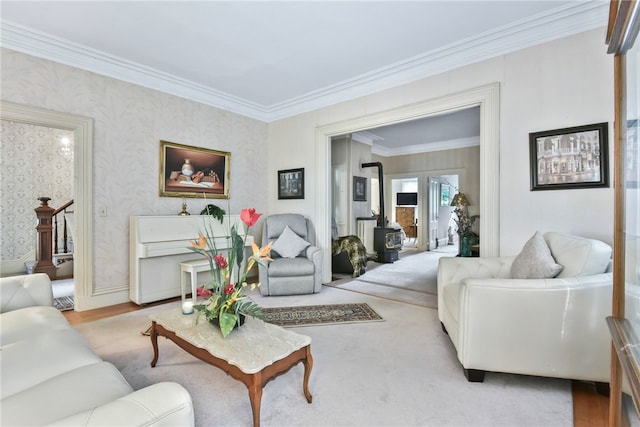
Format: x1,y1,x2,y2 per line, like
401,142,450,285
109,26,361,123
1,101,94,310
427,176,440,251
315,83,500,283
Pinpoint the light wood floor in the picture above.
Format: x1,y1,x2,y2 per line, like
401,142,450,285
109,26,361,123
63,301,609,426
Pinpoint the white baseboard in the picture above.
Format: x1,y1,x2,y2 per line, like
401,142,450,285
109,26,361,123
74,288,130,312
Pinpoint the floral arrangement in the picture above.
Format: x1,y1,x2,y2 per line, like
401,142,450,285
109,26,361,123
188,208,272,337
452,206,473,237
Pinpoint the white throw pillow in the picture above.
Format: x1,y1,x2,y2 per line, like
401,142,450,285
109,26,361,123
544,232,612,277
271,225,311,258
511,231,563,279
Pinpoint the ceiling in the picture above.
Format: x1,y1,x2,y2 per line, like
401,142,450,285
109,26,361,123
352,106,481,156
1,1,608,153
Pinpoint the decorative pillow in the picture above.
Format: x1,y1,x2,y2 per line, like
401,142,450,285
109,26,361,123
271,225,311,258
544,232,612,277
511,231,563,279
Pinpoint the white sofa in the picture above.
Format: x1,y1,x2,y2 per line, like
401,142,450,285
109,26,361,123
0,273,195,426
437,232,613,384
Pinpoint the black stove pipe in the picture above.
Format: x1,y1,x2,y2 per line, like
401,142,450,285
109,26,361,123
361,162,384,226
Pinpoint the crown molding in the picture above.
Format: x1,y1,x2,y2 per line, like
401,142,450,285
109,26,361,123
0,20,270,121
1,1,608,122
351,131,384,146
266,1,609,121
372,136,480,157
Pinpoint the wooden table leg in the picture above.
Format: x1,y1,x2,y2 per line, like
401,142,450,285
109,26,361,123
150,321,159,367
302,345,313,403
248,372,263,427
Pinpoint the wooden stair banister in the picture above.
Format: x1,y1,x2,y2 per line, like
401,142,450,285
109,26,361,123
34,197,74,280
53,199,74,254
34,197,57,279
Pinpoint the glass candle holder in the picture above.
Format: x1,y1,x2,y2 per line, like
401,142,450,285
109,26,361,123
181,299,194,315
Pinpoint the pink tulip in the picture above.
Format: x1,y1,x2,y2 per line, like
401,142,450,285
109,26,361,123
240,208,261,227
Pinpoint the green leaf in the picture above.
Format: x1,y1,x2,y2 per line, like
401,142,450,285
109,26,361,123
237,300,264,320
219,311,238,338
200,204,225,223
231,225,245,274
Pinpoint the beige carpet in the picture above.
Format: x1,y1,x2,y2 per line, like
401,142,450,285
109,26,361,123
327,248,457,308
74,286,572,427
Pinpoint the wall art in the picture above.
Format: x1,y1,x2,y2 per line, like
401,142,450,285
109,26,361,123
160,140,230,198
440,183,450,206
353,176,367,201
529,122,609,190
278,168,304,199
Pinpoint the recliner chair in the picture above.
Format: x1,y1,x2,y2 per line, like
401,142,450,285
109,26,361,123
258,213,323,296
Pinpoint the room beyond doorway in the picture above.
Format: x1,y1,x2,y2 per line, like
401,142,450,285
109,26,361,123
317,83,501,284
389,173,459,252
1,101,94,311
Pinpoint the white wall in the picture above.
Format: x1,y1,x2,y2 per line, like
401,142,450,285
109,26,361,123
331,136,349,235
0,27,614,303
350,139,373,230
1,48,268,307
331,136,373,236
267,28,614,258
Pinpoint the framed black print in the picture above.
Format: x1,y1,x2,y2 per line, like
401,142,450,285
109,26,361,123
529,122,609,191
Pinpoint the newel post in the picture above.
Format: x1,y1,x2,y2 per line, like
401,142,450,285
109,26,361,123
34,197,56,279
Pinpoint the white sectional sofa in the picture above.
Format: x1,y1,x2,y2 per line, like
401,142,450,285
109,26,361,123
437,232,613,384
0,273,194,426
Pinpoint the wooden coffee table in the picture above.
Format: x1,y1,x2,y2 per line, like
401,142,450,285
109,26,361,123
149,309,313,427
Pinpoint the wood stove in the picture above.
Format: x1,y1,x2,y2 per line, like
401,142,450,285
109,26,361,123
373,227,403,263
361,162,401,263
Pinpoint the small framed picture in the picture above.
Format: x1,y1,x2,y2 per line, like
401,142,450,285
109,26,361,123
278,168,305,199
353,176,367,201
440,184,450,206
529,122,609,191
159,140,230,198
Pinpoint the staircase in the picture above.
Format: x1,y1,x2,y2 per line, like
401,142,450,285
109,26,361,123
34,197,74,280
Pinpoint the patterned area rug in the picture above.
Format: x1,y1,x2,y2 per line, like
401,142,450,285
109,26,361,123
54,296,74,311
262,303,383,327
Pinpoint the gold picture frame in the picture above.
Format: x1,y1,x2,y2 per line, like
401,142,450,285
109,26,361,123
159,140,230,199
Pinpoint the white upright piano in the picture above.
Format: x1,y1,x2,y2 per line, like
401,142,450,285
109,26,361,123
129,215,253,305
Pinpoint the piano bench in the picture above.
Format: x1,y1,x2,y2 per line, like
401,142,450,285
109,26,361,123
180,259,212,300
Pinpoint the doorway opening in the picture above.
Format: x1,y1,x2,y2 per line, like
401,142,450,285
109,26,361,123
391,177,419,250
1,101,94,311
316,83,500,283
388,173,460,253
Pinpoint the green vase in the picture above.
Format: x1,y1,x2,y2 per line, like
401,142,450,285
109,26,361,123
461,235,472,257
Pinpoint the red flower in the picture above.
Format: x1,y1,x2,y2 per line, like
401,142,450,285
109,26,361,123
214,253,228,269
197,286,212,298
224,284,236,296
240,208,261,227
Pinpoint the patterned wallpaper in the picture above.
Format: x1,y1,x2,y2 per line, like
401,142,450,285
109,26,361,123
0,120,74,260
1,48,269,293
